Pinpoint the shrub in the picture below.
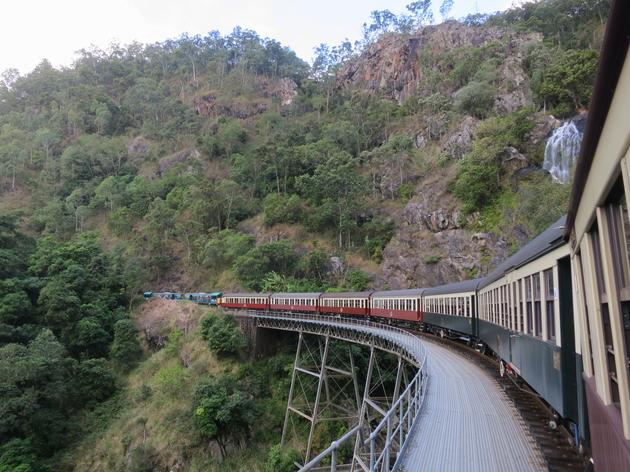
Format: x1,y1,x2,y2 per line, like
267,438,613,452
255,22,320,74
110,319,143,369
200,313,245,357
152,364,187,397
345,270,370,291
424,255,441,265
265,444,301,472
454,81,496,118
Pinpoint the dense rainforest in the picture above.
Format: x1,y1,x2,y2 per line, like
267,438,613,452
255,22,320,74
0,0,611,470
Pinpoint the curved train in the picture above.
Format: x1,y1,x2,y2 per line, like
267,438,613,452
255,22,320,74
145,4,630,469
217,215,586,451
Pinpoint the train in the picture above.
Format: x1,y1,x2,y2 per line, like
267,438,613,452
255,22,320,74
143,3,630,469
143,291,223,305
217,214,587,450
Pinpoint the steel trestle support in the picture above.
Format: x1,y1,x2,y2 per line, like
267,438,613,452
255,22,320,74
234,311,428,472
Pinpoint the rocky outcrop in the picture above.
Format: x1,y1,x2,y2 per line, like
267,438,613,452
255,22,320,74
158,148,201,174
440,116,477,160
128,136,151,155
379,164,507,288
337,22,542,104
263,77,298,106
195,92,269,119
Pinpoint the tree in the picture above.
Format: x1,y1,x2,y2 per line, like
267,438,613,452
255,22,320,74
453,81,496,118
439,0,454,20
537,49,598,115
297,152,367,247
110,319,142,369
0,438,46,472
72,358,116,406
194,374,258,458
200,313,245,357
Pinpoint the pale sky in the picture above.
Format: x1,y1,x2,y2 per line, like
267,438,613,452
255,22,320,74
0,0,516,75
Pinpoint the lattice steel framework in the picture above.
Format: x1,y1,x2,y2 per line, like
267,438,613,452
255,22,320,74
234,311,428,471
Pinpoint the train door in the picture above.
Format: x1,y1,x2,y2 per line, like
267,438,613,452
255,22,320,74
558,255,589,448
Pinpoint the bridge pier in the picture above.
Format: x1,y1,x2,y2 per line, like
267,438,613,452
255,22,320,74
235,315,290,359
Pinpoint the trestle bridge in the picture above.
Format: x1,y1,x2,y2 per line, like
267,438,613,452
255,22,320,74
237,311,546,472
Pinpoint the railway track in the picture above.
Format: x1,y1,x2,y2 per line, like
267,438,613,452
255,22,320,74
416,331,589,472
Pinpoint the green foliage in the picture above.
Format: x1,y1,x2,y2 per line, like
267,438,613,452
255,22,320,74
512,175,571,237
0,438,47,472
73,358,116,406
297,152,368,246
454,108,535,213
199,313,245,357
153,364,188,397
110,319,143,369
233,240,298,290
194,373,258,456
345,270,370,291
202,229,255,270
264,444,301,472
454,81,496,118
263,193,303,226
536,49,598,115
424,255,441,265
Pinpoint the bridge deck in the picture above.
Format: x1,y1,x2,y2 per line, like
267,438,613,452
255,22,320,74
402,338,546,472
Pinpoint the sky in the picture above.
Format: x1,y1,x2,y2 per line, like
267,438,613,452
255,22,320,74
0,0,517,75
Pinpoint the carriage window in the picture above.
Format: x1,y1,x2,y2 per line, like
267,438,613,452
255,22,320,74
525,277,533,335
534,275,542,337
545,269,556,341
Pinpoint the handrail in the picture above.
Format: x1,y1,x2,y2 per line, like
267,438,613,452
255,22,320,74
299,425,361,472
247,311,427,368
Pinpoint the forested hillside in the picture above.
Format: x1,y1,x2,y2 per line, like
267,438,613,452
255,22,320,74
0,0,611,470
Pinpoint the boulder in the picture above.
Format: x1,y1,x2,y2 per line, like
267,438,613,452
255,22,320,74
441,116,477,160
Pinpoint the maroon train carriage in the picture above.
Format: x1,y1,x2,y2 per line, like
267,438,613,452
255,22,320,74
370,289,425,322
319,292,372,317
269,292,321,313
219,292,270,310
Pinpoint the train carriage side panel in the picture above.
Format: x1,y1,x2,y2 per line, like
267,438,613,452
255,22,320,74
319,292,371,317
270,293,321,313
220,293,270,310
422,280,482,337
370,289,425,322
478,218,577,421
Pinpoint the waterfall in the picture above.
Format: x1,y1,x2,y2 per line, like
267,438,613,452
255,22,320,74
543,120,583,184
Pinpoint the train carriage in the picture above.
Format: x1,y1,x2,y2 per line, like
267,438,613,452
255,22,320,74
565,2,630,467
370,289,424,322
476,215,586,446
422,279,482,337
319,292,371,317
220,293,270,310
270,292,321,313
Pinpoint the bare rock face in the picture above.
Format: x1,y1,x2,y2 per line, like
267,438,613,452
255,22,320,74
381,225,507,289
493,55,534,114
128,136,151,155
195,92,268,119
441,116,477,160
329,256,345,277
337,22,542,104
158,148,201,174
270,78,298,106
502,146,529,173
529,114,562,146
379,168,508,289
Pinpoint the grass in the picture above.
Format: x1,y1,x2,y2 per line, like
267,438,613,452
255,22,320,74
60,301,286,472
